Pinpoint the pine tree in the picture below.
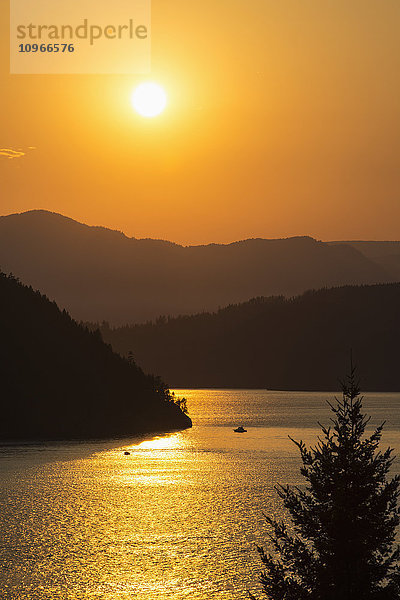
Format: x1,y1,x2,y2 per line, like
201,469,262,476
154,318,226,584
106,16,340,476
253,368,400,600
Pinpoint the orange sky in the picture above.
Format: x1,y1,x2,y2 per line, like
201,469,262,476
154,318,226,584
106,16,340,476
1,0,399,245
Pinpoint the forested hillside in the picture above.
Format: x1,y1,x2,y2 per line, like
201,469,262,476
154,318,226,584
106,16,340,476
0,272,191,440
99,284,400,391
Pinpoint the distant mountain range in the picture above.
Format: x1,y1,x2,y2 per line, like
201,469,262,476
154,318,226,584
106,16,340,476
329,241,400,280
0,210,398,325
0,272,191,440
98,283,400,391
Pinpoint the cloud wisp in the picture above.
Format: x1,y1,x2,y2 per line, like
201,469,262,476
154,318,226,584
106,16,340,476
0,148,26,159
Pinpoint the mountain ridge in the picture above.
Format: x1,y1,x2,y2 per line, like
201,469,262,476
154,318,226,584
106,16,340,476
0,210,395,324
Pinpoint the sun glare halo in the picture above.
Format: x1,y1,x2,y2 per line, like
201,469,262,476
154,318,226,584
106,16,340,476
131,82,167,118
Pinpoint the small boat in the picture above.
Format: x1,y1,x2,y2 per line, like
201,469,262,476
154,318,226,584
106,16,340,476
234,426,247,433
124,451,131,455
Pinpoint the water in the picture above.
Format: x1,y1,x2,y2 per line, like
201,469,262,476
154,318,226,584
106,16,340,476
1,390,400,599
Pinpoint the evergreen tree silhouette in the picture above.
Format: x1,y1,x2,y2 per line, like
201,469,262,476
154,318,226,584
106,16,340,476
252,367,400,600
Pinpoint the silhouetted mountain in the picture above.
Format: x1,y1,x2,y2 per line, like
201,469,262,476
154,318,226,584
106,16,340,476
99,283,400,391
0,210,393,324
0,272,191,441
330,241,400,280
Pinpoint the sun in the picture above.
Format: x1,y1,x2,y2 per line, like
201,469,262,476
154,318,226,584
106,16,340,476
131,82,167,118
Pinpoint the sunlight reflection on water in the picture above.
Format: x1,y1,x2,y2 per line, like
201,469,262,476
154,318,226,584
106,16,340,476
1,390,399,599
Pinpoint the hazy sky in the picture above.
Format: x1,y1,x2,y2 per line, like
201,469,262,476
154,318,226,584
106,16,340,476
1,0,399,244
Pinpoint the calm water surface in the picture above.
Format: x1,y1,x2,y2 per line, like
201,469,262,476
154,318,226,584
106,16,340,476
1,390,400,599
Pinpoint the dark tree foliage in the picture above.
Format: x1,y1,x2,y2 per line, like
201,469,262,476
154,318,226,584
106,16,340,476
98,283,400,391
253,370,400,600
0,272,191,440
